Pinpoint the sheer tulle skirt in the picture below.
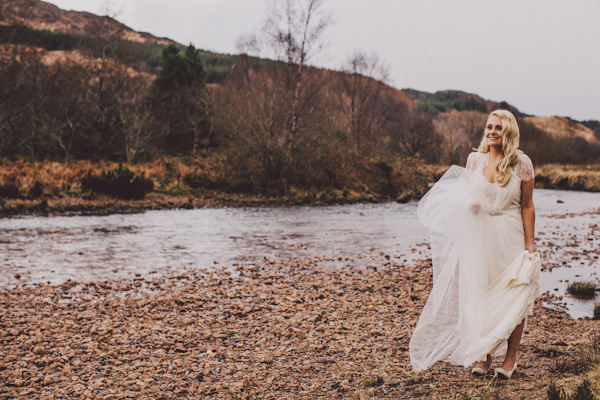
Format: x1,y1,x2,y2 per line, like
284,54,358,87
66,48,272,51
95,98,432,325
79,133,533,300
409,166,540,373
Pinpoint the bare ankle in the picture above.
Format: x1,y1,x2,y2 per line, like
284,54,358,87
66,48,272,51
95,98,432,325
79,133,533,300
502,357,516,368
478,355,492,368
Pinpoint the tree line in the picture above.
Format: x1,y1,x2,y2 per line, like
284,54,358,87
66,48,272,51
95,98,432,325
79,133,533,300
0,0,443,196
1,0,598,197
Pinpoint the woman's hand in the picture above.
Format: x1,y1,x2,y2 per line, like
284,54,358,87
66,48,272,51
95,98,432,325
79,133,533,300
468,200,481,215
525,243,537,254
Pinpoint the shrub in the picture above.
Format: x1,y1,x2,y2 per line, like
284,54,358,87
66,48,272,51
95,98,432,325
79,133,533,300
567,281,597,298
375,161,393,179
547,381,562,400
81,164,154,200
594,303,600,320
572,379,596,400
28,181,44,198
183,172,255,194
183,173,219,191
374,161,400,198
0,183,19,198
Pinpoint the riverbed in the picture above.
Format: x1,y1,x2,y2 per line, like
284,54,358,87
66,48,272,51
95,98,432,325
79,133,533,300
1,188,599,318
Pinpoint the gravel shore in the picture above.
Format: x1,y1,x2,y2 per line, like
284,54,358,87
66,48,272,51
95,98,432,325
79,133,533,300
1,257,598,399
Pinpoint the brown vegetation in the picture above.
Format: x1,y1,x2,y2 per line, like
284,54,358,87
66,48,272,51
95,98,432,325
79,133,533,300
566,282,597,298
535,164,600,192
1,155,599,217
0,0,599,215
0,156,444,216
524,116,599,144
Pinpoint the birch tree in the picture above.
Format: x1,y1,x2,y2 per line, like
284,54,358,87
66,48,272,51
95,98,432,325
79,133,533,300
338,51,390,153
239,0,331,147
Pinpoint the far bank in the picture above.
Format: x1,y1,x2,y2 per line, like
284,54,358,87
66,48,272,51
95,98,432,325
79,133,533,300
0,158,598,217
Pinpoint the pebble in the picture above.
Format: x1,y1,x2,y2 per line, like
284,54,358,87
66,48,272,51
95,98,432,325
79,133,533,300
0,254,598,399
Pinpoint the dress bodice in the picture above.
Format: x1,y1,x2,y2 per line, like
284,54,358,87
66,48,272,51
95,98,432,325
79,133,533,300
465,152,534,212
465,152,534,182
484,181,500,205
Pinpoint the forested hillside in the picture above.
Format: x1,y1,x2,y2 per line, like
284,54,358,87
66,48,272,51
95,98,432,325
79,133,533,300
1,0,599,212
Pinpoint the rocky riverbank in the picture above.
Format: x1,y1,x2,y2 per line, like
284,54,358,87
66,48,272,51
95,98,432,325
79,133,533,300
1,258,599,399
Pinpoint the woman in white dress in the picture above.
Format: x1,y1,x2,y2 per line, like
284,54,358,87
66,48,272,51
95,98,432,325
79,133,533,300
409,109,540,379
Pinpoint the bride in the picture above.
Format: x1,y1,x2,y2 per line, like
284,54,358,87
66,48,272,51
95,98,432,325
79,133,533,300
409,109,540,379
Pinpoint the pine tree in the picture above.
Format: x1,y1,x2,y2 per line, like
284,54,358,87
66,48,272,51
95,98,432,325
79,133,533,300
147,44,211,154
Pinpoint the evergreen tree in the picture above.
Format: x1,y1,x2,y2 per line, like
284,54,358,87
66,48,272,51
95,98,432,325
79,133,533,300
146,44,211,154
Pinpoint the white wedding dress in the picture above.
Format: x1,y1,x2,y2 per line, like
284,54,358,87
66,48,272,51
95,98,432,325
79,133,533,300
409,151,540,373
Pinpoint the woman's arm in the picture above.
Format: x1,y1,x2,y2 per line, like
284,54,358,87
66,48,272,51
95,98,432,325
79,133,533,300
521,178,536,253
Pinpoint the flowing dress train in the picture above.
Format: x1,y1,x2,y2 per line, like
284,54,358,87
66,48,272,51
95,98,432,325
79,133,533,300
409,152,540,373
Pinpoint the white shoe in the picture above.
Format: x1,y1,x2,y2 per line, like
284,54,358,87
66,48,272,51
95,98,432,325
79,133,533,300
494,362,517,380
471,356,492,376
471,366,488,376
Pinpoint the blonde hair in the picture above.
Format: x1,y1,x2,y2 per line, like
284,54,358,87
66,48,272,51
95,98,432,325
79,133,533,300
476,109,522,187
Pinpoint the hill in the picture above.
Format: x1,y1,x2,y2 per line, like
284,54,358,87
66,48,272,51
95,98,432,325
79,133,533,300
2,0,597,140
0,0,175,45
404,88,521,116
523,115,599,144
0,0,599,212
0,1,234,81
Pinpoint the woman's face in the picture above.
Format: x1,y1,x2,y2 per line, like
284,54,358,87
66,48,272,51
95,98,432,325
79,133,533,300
485,115,503,147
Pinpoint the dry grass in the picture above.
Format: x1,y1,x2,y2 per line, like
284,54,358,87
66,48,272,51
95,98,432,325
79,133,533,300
547,336,600,400
0,156,432,216
2,159,600,216
551,336,600,375
567,282,597,298
0,156,442,207
523,116,598,144
0,157,225,197
535,164,600,192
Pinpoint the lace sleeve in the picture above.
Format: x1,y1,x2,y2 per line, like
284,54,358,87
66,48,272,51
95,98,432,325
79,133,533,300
466,152,478,172
513,153,534,181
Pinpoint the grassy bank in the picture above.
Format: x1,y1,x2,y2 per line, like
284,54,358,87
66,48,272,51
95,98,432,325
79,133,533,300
1,158,598,217
536,164,600,192
0,157,443,216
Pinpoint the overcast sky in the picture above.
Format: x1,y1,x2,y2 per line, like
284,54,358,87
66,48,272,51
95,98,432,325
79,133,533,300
46,0,600,121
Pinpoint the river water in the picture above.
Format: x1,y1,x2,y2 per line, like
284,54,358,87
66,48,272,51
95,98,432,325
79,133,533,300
1,189,599,318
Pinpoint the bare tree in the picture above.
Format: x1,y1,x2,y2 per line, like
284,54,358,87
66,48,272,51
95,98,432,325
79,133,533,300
338,51,390,153
239,0,331,146
389,114,441,162
433,110,487,164
0,46,53,160
120,75,152,162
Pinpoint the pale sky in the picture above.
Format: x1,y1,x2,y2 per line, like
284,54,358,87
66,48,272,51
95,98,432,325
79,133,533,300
45,0,600,121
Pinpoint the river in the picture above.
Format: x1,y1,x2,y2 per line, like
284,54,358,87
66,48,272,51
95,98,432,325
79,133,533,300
1,188,599,318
